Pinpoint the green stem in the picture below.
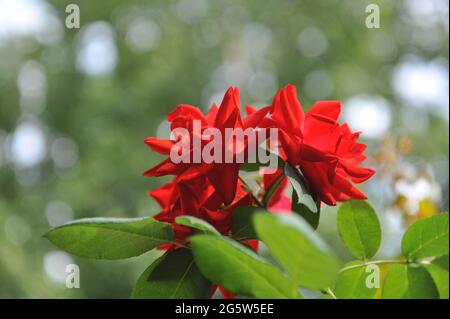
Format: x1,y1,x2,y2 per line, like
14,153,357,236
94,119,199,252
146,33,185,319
263,172,285,206
339,259,410,273
325,287,337,299
238,176,264,207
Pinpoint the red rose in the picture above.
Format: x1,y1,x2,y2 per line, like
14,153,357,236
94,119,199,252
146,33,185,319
144,87,269,205
269,84,375,206
150,176,253,250
150,176,254,300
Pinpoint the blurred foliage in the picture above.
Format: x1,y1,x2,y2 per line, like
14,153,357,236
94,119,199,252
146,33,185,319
0,0,448,297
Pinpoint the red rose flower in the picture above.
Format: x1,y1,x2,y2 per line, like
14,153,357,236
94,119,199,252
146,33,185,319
150,176,255,299
144,87,269,205
150,175,253,250
270,84,375,206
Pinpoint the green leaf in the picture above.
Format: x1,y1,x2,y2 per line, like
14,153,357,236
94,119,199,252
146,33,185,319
382,265,439,299
432,254,449,271
254,213,339,290
284,164,320,228
44,217,174,259
334,261,378,299
337,200,381,260
175,216,220,236
232,206,267,240
285,164,319,215
131,248,212,299
291,191,320,229
426,255,449,299
191,235,301,298
401,212,449,261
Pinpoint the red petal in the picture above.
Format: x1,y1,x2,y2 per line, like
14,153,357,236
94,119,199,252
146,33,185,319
243,105,271,128
285,84,305,124
245,105,256,115
300,161,337,206
338,161,376,183
227,193,253,211
242,239,259,252
143,159,187,177
279,130,301,166
144,137,174,155
205,104,219,125
332,173,368,201
208,163,240,205
148,182,176,208
214,87,240,130
168,104,206,123
176,163,213,182
177,183,201,215
218,286,236,299
300,143,336,162
271,85,304,135
307,100,342,121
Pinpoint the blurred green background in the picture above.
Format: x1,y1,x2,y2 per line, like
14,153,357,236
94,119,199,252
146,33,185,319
0,0,448,298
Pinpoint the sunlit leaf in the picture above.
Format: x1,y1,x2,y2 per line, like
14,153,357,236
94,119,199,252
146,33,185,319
254,213,339,290
402,212,449,261
337,200,381,259
426,255,449,299
334,261,378,299
191,235,301,299
382,264,439,299
175,216,220,236
45,217,174,259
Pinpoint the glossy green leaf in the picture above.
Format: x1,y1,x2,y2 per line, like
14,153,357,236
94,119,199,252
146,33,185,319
432,254,449,271
291,191,320,229
337,200,381,259
285,164,319,216
382,264,439,299
131,248,212,299
232,206,267,240
254,213,339,290
334,261,378,299
175,216,220,236
402,212,449,261
45,217,174,259
426,255,449,299
191,235,301,299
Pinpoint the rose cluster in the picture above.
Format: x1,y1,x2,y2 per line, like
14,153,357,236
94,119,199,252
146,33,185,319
144,84,375,297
